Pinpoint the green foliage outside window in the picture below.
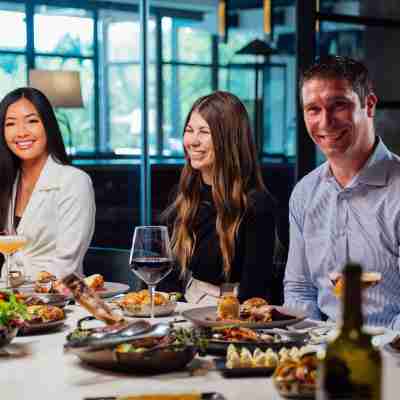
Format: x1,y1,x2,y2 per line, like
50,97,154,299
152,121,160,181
0,54,26,100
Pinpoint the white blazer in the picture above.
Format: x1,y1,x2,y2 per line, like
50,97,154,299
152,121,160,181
2,156,96,279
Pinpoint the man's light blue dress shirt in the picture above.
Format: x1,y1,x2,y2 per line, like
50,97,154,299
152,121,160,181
284,138,400,329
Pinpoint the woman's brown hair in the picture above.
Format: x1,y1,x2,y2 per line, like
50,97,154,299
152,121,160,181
164,91,266,279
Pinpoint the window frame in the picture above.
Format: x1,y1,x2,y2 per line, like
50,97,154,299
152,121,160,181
0,0,293,161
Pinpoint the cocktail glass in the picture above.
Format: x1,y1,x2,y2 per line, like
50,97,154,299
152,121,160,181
0,234,28,288
329,271,382,298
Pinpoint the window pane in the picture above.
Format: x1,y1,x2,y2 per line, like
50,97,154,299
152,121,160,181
34,6,93,56
0,54,26,99
35,57,95,153
108,64,157,155
163,65,212,155
318,22,400,102
161,17,172,61
219,29,259,65
0,3,26,51
263,65,285,154
321,0,400,20
218,66,255,151
223,66,255,100
164,18,212,63
107,15,156,62
220,59,295,157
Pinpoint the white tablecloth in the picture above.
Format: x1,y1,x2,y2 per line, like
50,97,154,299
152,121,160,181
1,303,399,400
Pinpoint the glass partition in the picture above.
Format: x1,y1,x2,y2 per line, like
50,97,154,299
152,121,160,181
35,56,95,153
99,10,157,155
34,5,95,154
34,6,93,56
0,3,26,51
320,0,400,20
162,17,213,156
0,2,27,99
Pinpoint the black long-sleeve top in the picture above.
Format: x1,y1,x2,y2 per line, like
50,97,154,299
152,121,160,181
186,183,277,303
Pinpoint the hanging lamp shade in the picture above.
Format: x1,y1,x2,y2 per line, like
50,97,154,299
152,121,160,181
235,38,279,56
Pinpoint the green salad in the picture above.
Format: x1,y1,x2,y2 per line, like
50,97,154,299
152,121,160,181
116,328,208,353
0,290,28,328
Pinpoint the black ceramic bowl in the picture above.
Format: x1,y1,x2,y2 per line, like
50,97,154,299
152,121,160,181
0,325,18,347
65,319,198,374
73,344,197,374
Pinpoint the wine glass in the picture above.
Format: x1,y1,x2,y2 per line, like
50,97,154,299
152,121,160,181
129,226,173,319
329,271,382,327
0,230,28,288
329,271,382,298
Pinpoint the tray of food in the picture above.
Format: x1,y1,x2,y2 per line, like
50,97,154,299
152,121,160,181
216,342,318,380
182,296,305,329
214,355,275,378
19,271,129,299
113,290,177,317
201,326,307,355
14,291,70,308
19,304,66,335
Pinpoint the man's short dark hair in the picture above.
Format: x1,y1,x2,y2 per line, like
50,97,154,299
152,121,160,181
299,55,374,107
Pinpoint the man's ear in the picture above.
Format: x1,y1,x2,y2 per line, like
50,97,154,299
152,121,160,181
366,93,378,117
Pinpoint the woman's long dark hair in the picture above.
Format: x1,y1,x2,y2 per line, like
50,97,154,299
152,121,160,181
0,87,69,229
164,91,266,278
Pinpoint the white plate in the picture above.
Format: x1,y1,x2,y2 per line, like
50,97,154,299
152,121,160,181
181,305,306,329
17,281,129,299
120,301,177,317
116,291,177,317
95,282,130,298
373,330,399,349
309,325,390,346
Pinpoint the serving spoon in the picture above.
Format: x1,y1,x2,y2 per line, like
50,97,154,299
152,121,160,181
64,322,171,353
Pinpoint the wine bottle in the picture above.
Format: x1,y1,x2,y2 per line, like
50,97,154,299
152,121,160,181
318,263,381,400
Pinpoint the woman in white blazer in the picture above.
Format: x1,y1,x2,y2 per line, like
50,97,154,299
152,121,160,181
0,87,95,280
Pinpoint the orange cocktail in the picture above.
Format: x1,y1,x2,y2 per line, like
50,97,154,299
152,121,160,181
0,236,28,255
329,271,382,298
0,235,28,288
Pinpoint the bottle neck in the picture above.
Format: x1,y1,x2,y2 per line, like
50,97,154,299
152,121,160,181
341,265,363,334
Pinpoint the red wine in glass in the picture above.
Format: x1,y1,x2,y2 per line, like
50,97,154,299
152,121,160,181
130,257,172,286
129,226,173,319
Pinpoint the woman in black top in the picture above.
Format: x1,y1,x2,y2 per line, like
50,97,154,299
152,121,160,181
164,91,277,303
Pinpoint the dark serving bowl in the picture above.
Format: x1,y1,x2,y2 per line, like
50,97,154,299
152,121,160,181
0,326,18,347
72,344,197,374
64,318,198,374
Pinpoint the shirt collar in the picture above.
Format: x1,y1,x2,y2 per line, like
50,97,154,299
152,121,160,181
35,156,63,191
320,137,392,187
355,137,391,187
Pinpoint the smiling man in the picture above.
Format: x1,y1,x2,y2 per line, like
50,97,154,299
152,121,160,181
284,56,400,328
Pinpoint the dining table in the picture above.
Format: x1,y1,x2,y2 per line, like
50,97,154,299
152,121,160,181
1,301,399,400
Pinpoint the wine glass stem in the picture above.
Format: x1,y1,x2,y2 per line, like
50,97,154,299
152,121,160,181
5,254,10,288
149,284,156,320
